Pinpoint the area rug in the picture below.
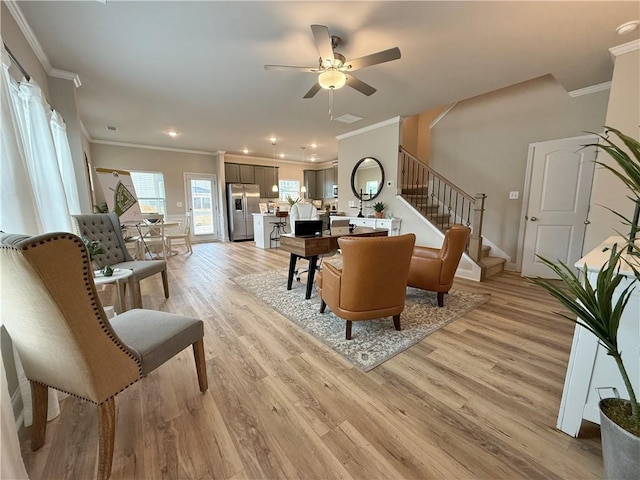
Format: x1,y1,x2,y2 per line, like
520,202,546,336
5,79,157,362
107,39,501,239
233,270,490,372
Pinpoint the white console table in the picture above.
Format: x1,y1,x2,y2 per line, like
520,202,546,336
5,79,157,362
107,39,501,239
329,216,402,235
557,236,639,436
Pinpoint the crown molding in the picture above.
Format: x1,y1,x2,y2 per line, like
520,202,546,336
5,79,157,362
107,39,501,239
609,39,640,57
5,0,51,71
335,116,401,141
91,139,215,156
49,68,82,88
5,0,81,88
568,81,611,97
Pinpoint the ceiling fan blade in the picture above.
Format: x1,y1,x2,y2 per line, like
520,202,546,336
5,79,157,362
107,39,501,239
310,24,335,64
264,65,319,73
303,82,322,99
345,47,401,71
345,74,377,96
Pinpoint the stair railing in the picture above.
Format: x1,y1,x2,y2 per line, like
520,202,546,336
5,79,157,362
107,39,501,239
399,146,486,262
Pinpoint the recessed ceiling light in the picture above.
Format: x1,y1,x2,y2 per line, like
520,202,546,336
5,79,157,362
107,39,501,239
269,136,277,143
242,148,249,154
167,130,178,137
279,153,285,158
616,20,640,35
310,143,317,149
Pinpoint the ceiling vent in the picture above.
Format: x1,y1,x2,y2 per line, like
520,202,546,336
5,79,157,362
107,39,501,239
335,113,362,124
106,125,118,132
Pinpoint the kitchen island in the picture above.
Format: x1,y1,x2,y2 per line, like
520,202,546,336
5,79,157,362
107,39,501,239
253,213,290,249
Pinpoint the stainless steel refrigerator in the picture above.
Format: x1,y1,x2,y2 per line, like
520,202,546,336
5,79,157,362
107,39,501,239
227,183,260,241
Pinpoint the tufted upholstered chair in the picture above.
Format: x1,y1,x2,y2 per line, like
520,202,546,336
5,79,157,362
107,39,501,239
0,232,208,480
71,213,168,308
407,224,471,307
316,234,416,340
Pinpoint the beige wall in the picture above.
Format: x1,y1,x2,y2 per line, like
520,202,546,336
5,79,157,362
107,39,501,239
337,118,450,248
400,115,419,157
1,3,50,98
584,46,640,252
90,143,218,217
430,75,609,264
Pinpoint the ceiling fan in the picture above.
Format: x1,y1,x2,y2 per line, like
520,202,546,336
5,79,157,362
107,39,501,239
264,24,401,99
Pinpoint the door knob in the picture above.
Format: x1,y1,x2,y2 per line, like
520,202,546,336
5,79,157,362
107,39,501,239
530,217,537,221
584,220,591,225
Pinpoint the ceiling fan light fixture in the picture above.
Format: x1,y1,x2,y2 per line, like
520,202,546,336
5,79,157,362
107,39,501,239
318,69,346,90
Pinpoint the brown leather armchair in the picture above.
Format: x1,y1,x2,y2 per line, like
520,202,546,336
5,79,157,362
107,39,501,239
407,224,471,307
316,234,416,340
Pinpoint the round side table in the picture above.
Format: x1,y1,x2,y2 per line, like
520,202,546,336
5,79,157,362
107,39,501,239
93,268,133,313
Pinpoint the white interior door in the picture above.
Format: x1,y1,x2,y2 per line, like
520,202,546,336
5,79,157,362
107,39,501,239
184,173,219,242
520,136,597,277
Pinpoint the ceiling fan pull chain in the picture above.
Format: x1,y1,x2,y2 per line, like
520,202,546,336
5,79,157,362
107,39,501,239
328,88,334,121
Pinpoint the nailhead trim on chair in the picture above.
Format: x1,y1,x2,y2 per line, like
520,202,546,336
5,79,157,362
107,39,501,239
12,233,144,382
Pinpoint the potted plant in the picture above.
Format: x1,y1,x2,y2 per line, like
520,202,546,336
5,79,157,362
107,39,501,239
373,201,385,218
82,236,106,273
531,127,639,478
286,195,299,207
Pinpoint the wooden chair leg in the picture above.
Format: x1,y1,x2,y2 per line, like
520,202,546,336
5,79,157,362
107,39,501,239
30,381,48,451
130,280,142,309
97,398,116,480
346,320,352,340
393,314,401,331
192,339,208,393
161,270,169,298
319,299,326,313
437,292,445,307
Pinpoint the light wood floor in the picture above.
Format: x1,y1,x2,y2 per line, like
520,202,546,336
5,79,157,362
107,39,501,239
20,241,603,479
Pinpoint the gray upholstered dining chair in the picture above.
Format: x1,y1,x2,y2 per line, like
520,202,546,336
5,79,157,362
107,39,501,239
72,213,168,308
0,232,208,480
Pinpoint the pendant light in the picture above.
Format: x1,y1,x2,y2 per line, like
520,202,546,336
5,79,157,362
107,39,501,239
271,139,279,192
300,146,307,199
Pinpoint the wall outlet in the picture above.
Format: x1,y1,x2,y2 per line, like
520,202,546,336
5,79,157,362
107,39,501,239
509,191,519,200
177,201,183,208
348,200,356,208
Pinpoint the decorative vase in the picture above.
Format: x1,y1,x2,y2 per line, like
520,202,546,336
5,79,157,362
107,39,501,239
599,398,639,479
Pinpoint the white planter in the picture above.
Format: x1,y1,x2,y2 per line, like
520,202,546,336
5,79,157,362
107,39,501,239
599,398,640,480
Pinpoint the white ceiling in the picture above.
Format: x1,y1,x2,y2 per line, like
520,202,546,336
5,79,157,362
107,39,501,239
10,1,640,162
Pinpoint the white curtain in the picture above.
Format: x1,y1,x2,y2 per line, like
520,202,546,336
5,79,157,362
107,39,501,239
1,51,81,479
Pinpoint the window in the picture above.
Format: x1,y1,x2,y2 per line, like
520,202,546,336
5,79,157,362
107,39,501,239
130,171,166,214
279,179,301,202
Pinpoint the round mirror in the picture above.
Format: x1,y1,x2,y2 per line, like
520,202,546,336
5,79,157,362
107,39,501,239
350,157,385,200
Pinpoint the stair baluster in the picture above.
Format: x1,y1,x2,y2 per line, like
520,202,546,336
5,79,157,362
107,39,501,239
399,146,486,262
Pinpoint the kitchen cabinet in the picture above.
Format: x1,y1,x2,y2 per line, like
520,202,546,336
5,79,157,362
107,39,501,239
254,166,279,199
226,163,278,198
316,170,325,201
324,167,335,198
225,163,240,183
304,170,317,200
239,164,254,184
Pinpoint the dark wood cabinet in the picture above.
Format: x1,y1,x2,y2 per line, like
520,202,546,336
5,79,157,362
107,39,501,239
225,163,278,198
304,170,317,200
239,164,254,184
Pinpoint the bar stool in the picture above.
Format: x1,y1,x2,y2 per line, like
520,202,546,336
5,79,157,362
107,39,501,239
270,211,289,248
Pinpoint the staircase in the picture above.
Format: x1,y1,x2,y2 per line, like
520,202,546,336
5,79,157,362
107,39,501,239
399,147,505,279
